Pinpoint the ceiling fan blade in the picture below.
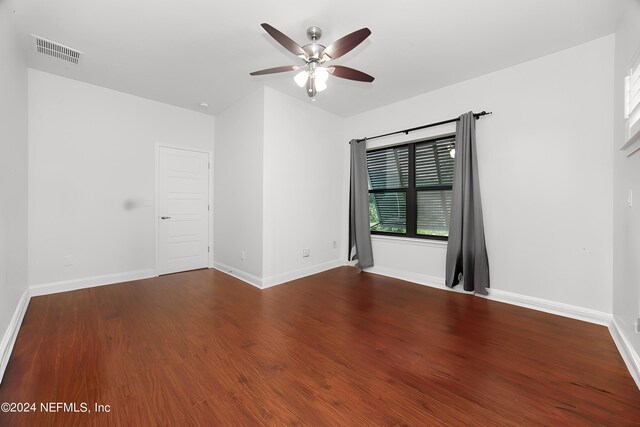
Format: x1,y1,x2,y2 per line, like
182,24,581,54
250,65,299,76
261,23,306,57
329,66,374,82
323,28,371,61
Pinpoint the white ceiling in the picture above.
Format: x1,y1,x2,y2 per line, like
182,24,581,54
12,0,625,117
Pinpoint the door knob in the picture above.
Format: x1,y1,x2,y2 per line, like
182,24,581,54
161,216,171,220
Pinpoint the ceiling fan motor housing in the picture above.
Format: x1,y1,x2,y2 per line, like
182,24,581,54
302,43,325,62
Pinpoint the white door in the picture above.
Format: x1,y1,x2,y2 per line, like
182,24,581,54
158,147,210,275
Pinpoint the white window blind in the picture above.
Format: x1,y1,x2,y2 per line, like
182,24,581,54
366,136,455,239
625,55,640,144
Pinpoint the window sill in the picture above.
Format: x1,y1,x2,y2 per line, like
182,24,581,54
620,129,640,157
370,234,448,249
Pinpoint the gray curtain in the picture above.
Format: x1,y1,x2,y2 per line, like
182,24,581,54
348,139,374,268
445,112,490,294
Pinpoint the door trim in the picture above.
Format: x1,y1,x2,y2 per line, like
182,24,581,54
155,142,213,277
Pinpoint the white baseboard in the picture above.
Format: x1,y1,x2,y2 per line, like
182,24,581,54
29,269,157,297
213,259,346,290
483,289,612,326
364,266,611,326
262,259,345,289
213,261,263,289
0,288,30,383
609,316,640,389
364,266,452,292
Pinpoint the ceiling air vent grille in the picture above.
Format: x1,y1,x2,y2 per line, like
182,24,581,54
32,35,83,65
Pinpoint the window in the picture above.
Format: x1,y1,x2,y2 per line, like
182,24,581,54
624,51,640,147
367,135,455,240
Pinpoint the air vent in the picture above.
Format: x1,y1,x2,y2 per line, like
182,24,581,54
32,35,83,65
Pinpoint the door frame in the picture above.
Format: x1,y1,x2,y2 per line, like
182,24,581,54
155,142,213,276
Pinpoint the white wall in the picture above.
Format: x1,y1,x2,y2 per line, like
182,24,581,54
612,0,640,359
28,69,215,288
345,35,615,314
262,87,344,285
0,0,29,379
214,88,264,279
213,87,346,286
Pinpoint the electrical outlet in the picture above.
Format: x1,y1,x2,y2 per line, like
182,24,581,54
636,318,640,334
63,255,73,267
241,250,245,261
302,248,310,258
332,240,337,249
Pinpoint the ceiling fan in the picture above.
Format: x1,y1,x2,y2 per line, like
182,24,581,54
250,23,374,98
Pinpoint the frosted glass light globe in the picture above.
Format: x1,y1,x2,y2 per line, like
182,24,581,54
294,70,308,87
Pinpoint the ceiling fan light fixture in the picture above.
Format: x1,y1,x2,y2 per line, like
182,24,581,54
294,69,308,87
315,79,327,92
315,66,329,83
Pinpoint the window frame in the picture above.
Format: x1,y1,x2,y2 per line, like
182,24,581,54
623,48,640,154
367,134,455,241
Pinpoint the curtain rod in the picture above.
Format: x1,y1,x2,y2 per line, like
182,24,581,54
356,111,492,143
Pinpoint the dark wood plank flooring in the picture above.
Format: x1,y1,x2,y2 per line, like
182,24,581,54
0,267,638,426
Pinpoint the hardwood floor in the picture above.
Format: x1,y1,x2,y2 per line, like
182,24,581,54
0,267,638,426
